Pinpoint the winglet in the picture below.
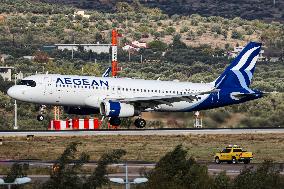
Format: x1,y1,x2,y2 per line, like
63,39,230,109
102,67,112,77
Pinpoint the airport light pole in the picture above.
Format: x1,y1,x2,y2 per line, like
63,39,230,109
0,177,31,189
110,162,148,189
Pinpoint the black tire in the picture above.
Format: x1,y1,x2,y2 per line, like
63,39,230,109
134,118,146,128
215,157,221,164
244,159,250,164
232,157,237,164
37,115,44,121
109,117,121,126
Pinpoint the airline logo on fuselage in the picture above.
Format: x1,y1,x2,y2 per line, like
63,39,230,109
56,78,109,87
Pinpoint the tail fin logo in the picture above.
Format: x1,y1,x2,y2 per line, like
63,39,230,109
214,42,262,92
231,46,260,92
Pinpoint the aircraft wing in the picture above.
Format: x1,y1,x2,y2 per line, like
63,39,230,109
105,89,217,107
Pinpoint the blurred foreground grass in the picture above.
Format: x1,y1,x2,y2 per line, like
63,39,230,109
0,134,283,163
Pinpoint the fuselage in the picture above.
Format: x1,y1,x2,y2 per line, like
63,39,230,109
7,74,261,113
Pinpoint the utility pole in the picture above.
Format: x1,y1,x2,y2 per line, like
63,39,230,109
14,73,18,130
125,162,129,189
71,33,75,59
109,163,148,188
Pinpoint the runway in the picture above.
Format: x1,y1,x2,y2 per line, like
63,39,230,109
0,128,283,137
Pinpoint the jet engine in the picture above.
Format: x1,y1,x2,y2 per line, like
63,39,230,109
100,101,140,117
64,106,100,115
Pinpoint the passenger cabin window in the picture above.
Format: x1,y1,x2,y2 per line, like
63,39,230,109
18,80,36,87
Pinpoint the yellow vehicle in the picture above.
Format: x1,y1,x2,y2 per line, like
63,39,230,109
214,145,253,164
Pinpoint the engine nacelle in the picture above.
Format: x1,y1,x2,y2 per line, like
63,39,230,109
64,106,100,115
100,101,139,117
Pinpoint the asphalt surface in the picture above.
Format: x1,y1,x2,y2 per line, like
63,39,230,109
0,128,283,136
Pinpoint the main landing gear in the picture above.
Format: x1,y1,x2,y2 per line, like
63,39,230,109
109,117,121,126
134,118,146,128
108,117,147,128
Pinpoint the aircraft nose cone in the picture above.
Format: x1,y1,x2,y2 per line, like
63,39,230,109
7,86,18,99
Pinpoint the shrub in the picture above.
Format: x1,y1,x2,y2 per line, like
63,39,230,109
231,30,243,39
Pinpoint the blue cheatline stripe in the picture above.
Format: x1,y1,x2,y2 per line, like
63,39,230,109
109,101,121,117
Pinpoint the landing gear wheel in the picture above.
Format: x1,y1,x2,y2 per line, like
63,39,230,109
232,157,237,164
109,117,121,126
215,157,221,164
37,115,45,121
134,118,146,128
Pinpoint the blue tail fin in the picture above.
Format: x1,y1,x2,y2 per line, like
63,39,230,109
214,42,262,92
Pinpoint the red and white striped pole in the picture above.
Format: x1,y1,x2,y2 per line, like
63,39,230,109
111,29,118,77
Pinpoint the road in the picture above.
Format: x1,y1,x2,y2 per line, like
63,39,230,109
0,164,283,183
0,160,283,182
0,128,283,137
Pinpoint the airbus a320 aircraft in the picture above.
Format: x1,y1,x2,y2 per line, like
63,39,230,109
8,42,264,128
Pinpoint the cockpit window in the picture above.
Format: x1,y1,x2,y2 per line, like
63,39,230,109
18,80,36,87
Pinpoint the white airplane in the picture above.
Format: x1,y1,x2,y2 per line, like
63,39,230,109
7,42,264,128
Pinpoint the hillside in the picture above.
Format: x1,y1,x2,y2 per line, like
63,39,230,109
1,0,283,50
37,0,284,22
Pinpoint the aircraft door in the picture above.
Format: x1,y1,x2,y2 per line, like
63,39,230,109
117,86,122,95
44,76,53,95
211,92,219,104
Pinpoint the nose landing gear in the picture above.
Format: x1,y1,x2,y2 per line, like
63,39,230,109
107,117,147,128
37,114,45,121
37,105,46,121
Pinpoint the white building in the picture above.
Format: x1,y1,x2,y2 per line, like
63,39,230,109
0,66,14,81
73,11,90,19
122,44,140,52
54,44,111,54
23,56,35,60
0,54,12,64
229,46,266,61
122,41,148,52
131,41,147,48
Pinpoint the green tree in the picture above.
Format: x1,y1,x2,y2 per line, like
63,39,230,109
172,34,187,49
234,160,284,189
0,76,13,94
4,163,29,183
116,2,134,12
83,149,126,189
165,26,176,35
42,142,90,189
231,30,243,39
145,145,213,189
148,40,168,51
213,171,231,189
211,24,222,34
